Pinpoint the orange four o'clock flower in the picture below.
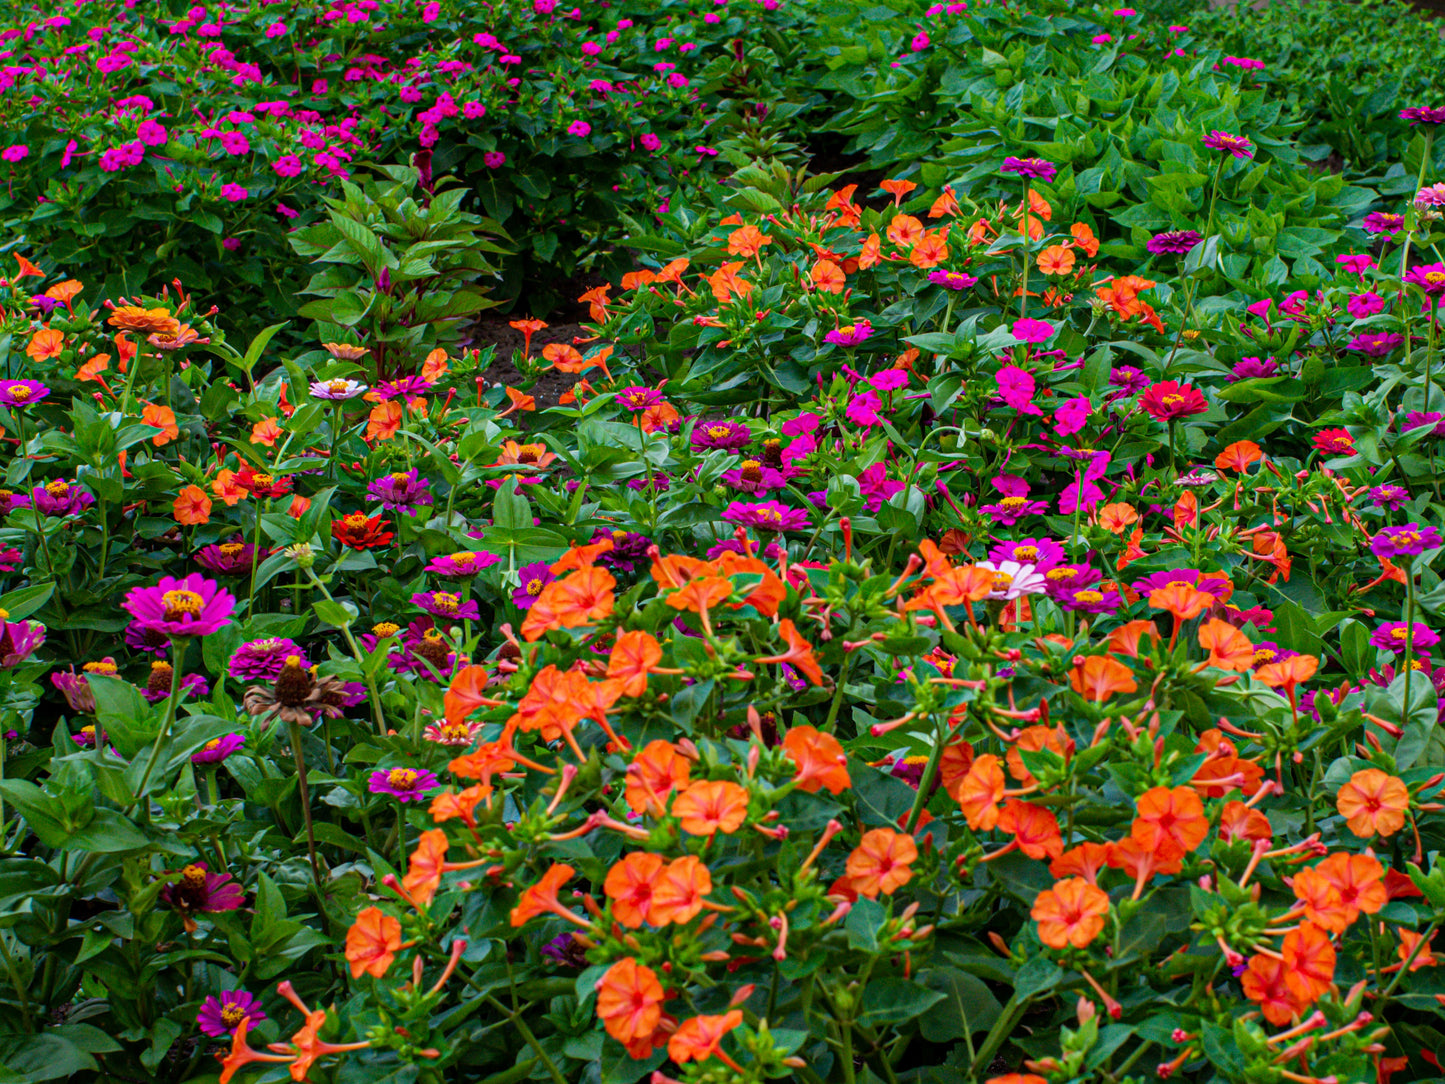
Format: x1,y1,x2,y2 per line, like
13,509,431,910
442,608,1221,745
845,828,919,898
1031,877,1110,949
1336,768,1410,838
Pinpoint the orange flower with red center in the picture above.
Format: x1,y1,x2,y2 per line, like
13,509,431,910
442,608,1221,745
1241,954,1310,1025
1217,800,1272,843
845,828,919,898
509,863,576,927
1036,244,1075,275
142,403,180,446
26,328,64,361
756,619,824,685
997,800,1064,860
672,779,750,836
781,725,851,795
520,566,616,642
605,630,663,698
1131,786,1208,862
668,1010,744,1067
1282,921,1336,1001
1032,877,1110,949
649,856,712,925
956,754,1006,831
403,828,450,908
174,485,212,526
345,907,402,978
1197,618,1255,672
1050,842,1111,884
1068,655,1138,703
595,958,666,1054
1006,725,1072,785
625,739,691,814
604,852,664,928
1336,768,1410,838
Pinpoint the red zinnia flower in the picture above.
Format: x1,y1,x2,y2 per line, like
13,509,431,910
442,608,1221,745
1138,380,1208,421
1312,428,1355,455
331,511,394,550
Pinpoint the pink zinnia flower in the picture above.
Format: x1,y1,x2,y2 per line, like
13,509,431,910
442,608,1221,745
369,767,440,801
1202,130,1254,159
825,321,873,346
197,990,265,1037
722,500,811,532
125,575,235,638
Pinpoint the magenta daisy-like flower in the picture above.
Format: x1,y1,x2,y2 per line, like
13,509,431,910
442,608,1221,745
721,461,790,493
367,469,434,512
1370,485,1411,511
160,863,245,928
192,733,245,765
513,561,556,607
1400,106,1445,125
373,375,435,401
1406,264,1445,296
1001,156,1057,182
1347,331,1405,357
926,269,978,290
195,538,262,575
0,546,19,572
124,574,236,638
24,479,95,517
230,637,308,681
0,619,45,669
1371,523,1443,559
1229,356,1279,381
1362,212,1406,237
1057,582,1123,615
197,989,266,1038
824,321,873,346
1370,621,1441,654
722,500,811,532
0,379,50,408
1146,230,1202,255
616,385,664,411
1201,130,1254,159
369,766,440,801
412,590,482,621
426,551,502,578
988,537,1065,572
691,419,753,450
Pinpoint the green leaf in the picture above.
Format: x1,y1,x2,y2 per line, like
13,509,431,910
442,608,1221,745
917,968,1004,1041
845,897,886,952
856,976,946,1027
313,599,358,628
0,581,54,620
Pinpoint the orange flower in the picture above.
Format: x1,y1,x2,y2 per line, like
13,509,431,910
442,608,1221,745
1070,222,1100,256
520,566,617,641
403,828,450,908
1036,244,1075,275
1255,653,1318,693
673,779,750,836
707,262,752,304
429,785,490,827
26,328,64,361
937,740,976,799
443,664,500,725
756,618,824,685
1242,954,1310,1025
727,224,772,257
880,178,917,205
448,741,518,788
140,403,180,445
996,799,1064,860
1096,502,1138,533
1217,800,1272,844
1068,655,1138,703
626,739,691,814
108,305,179,336
1005,725,1071,785
1106,836,1182,882
928,186,960,218
1108,620,1159,658
639,401,680,433
712,552,786,616
75,353,110,382
845,828,919,897
1148,582,1209,620
1198,618,1255,671
1336,769,1410,838
595,958,666,1050
1116,525,1147,569
909,229,949,268
345,907,402,978
250,416,284,447
1293,852,1385,933
605,630,662,698
1282,922,1336,1001
604,852,665,928
649,855,712,925
1215,440,1264,472
173,485,212,526
509,317,547,355
366,400,403,442
1398,928,1438,971
668,1010,743,1065
1173,491,1197,532
666,575,734,615
620,270,656,291
811,258,846,293
509,863,575,926
1032,877,1110,949
885,213,924,247
782,726,850,794
287,495,311,519
858,232,882,268
1050,842,1111,884
13,253,43,279
541,342,586,371
422,347,449,382
1131,785,1208,861
956,754,1005,831
211,468,247,506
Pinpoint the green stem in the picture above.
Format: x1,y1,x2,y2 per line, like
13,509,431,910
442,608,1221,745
0,932,34,1031
305,567,388,736
1019,180,1031,318
482,995,568,1084
903,725,946,836
128,640,188,817
288,719,325,895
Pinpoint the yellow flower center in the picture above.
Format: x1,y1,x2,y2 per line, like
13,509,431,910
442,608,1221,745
221,1004,245,1026
1075,590,1104,603
451,552,476,566
1014,546,1038,561
372,622,400,637
328,380,350,392
80,725,96,738
0,608,8,621
202,738,222,752
1395,532,1421,547
741,459,763,482
181,864,207,886
999,496,1027,510
757,508,783,523
1391,628,1410,641
431,593,460,614
390,472,410,484
1428,272,1445,285
991,572,1013,590
1162,394,1183,406
9,386,32,401
219,543,244,556
840,324,857,335
151,660,172,673
423,629,445,642
162,590,205,619
84,660,119,674
1046,568,1077,581
708,425,733,439
1254,649,1276,663
45,480,69,496
344,512,369,527
252,473,274,487
388,768,419,789
526,578,543,594
1410,658,1427,670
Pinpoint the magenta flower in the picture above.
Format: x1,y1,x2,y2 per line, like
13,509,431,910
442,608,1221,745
1406,264,1445,295
989,537,1065,571
1371,622,1441,654
0,619,45,669
124,574,236,639
1010,317,1056,344
229,637,308,681
1202,130,1254,159
1,145,28,163
1001,157,1057,182
192,733,245,765
367,469,434,512
161,863,245,927
721,461,790,493
691,419,753,450
374,376,435,401
996,365,1042,415
1146,230,1202,255
514,561,556,607
722,501,811,532
845,390,883,428
1057,583,1123,615
1229,357,1279,381
1371,523,1443,558
927,270,978,290
0,380,49,407
412,591,482,621
1347,292,1385,319
979,476,1048,525
1370,485,1411,511
1401,106,1445,125
197,990,266,1038
857,462,904,512
1363,212,1406,237
0,546,18,573
23,479,94,517
1347,332,1404,356
824,321,873,346
426,551,502,578
616,385,664,411
195,538,262,575
1131,568,1233,601
369,767,440,802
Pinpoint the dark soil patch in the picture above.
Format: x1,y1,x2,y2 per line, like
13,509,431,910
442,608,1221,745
465,317,593,412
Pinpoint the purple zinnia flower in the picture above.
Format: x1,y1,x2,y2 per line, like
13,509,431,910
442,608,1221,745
124,575,236,638
367,469,434,512
542,932,591,968
142,662,210,702
927,269,978,290
691,419,753,450
197,990,266,1037
616,385,664,411
1041,564,1103,600
161,863,245,927
1001,156,1057,182
1229,356,1279,381
1402,412,1445,437
1371,523,1443,558
0,546,19,572
1400,106,1445,125
24,479,95,517
1146,230,1202,255
229,637,307,681
0,619,45,668
513,562,557,608
1109,366,1150,396
373,376,434,401
426,551,502,578
979,476,1049,526
369,766,440,801
412,590,482,621
1250,641,1299,669
1362,212,1406,237
824,321,874,347
989,537,1065,571
1057,582,1123,614
1202,130,1254,159
594,530,653,573
192,733,245,765
722,500,811,532
195,538,261,575
1347,331,1405,357
1371,621,1441,654
1370,485,1411,511
720,461,790,493
0,379,50,407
